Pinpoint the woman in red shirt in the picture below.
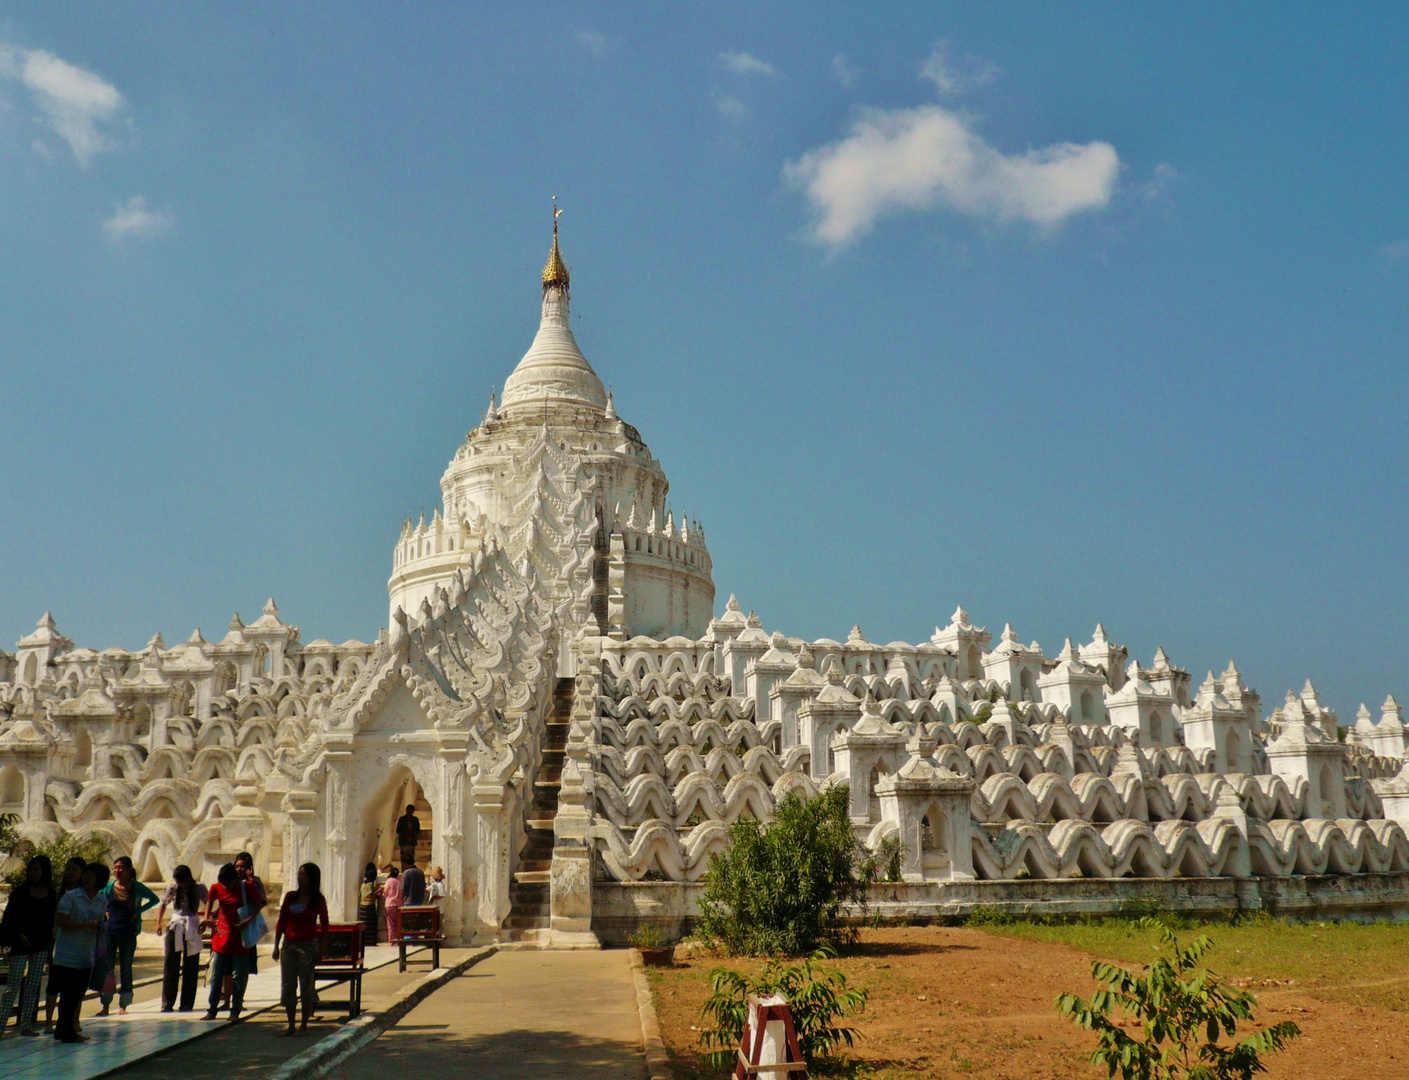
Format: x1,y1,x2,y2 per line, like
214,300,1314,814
201,863,251,1021
271,862,329,1036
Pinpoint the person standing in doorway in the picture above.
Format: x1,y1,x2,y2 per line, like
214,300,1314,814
271,862,329,1037
395,804,420,869
202,863,252,1022
51,863,106,1043
381,865,402,943
0,855,56,1037
98,856,159,1015
154,865,207,1012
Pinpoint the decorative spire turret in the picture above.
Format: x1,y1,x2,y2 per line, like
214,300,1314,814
542,198,570,293
501,201,607,410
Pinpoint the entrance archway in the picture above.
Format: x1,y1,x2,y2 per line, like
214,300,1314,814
920,803,950,877
362,766,435,872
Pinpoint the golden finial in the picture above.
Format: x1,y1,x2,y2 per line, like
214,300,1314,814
542,196,570,290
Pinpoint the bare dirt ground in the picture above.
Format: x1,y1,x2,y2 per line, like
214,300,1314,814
646,926,1409,1079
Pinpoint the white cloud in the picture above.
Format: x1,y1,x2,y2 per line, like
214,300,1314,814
103,196,173,241
712,89,749,124
0,45,124,166
832,54,859,89
576,29,614,59
719,51,779,78
785,103,1120,246
919,40,996,96
1139,162,1180,202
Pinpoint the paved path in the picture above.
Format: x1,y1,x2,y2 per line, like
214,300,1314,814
340,949,646,1079
0,943,439,1080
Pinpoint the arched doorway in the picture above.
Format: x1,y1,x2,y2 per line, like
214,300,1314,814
1224,728,1244,773
363,766,435,872
0,766,23,814
1019,669,1038,702
920,803,949,877
966,645,982,680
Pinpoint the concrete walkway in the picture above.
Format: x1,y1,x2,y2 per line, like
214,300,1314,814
93,946,470,1080
0,943,447,1080
339,949,646,1079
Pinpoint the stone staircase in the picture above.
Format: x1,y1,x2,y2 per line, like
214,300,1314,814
504,676,573,942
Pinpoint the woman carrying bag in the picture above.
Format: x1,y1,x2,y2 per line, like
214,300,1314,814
202,863,253,1021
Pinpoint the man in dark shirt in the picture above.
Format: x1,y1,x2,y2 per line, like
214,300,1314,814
401,863,426,907
395,804,420,868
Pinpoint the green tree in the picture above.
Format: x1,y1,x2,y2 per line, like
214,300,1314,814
698,955,869,1070
696,786,868,956
0,819,111,889
1056,920,1300,1080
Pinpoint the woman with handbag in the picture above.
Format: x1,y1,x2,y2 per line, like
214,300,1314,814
97,856,159,1016
271,862,330,1036
215,852,267,1007
202,863,253,1021
233,852,266,974
153,865,207,1011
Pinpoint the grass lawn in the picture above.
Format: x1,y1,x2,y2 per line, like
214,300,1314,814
973,913,1409,1012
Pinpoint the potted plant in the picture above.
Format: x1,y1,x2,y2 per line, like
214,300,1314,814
629,923,674,966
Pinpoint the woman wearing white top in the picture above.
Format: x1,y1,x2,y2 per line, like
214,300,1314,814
426,867,447,904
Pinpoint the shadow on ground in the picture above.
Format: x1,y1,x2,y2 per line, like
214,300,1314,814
353,1026,642,1074
843,938,980,958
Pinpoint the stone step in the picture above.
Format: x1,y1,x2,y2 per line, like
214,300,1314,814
513,869,550,884
504,913,551,930
526,813,557,829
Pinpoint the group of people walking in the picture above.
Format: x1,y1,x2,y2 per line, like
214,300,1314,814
0,849,330,1043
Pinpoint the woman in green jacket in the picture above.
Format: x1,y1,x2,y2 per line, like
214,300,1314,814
96,856,159,1015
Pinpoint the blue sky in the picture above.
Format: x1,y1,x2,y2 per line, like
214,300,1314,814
2,4,1406,720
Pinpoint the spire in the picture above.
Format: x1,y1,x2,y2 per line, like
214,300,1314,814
542,198,570,292
500,202,607,411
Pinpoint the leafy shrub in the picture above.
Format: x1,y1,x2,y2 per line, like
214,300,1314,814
0,819,111,889
696,786,868,956
1056,919,1300,1079
628,923,667,949
698,955,868,1070
965,905,1015,927
872,835,904,884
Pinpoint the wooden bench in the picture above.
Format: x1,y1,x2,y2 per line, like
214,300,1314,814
313,923,366,1018
392,906,443,972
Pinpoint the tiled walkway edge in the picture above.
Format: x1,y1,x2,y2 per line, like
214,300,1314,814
267,946,498,1080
